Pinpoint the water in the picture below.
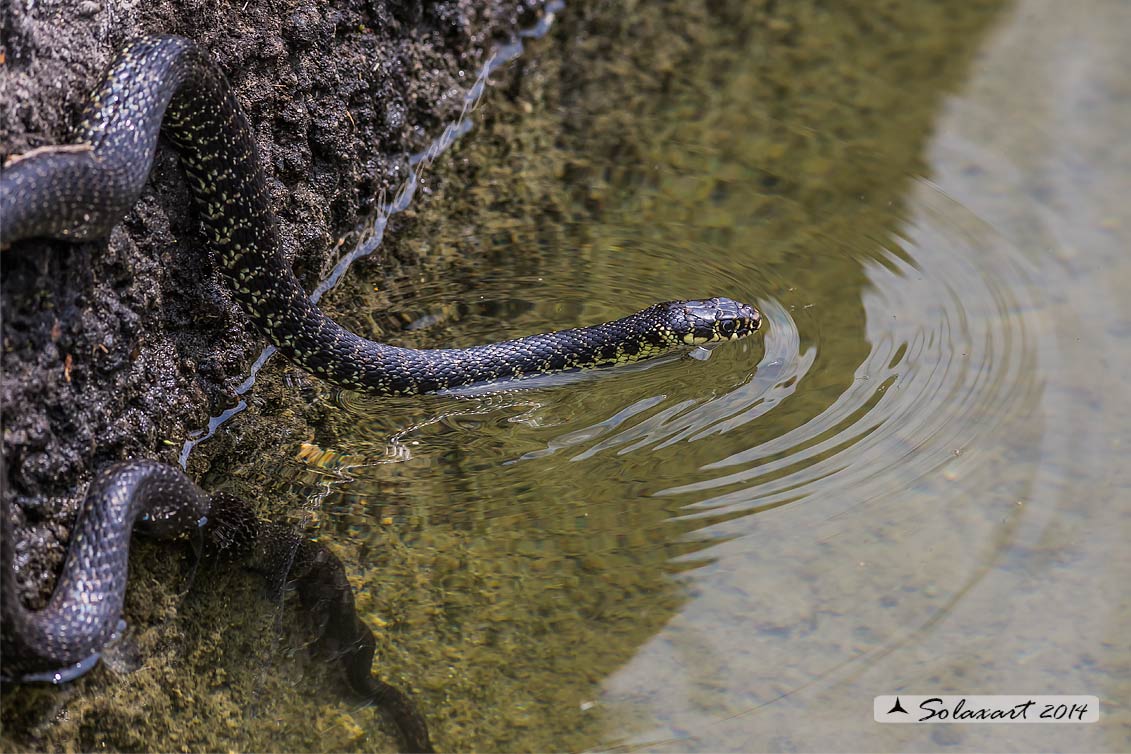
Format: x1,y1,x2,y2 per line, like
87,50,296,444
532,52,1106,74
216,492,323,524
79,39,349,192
252,2,1131,751
297,3,1130,751
9,1,1131,751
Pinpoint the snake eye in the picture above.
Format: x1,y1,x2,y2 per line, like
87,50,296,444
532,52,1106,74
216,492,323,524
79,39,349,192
718,320,737,338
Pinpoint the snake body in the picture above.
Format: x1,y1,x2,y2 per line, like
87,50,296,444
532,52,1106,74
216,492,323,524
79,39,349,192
0,35,760,395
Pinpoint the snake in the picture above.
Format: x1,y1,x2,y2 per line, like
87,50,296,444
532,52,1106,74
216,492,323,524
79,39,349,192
0,34,761,395
0,33,761,751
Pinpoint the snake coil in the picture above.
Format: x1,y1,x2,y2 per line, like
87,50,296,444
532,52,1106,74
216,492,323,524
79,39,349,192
1,462,433,752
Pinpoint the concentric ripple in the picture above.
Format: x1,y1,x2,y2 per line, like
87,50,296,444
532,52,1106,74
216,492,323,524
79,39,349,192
513,296,805,463
323,175,1040,527
647,183,1042,520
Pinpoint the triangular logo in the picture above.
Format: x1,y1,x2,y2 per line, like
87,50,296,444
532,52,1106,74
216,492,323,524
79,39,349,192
887,697,909,714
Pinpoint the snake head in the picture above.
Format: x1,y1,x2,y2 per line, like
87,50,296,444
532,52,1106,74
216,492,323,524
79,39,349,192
674,297,762,345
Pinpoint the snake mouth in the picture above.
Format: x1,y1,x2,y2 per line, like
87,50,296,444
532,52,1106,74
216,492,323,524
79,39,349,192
730,305,763,339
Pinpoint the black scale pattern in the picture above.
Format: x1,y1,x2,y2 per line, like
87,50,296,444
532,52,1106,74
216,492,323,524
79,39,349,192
1,461,209,680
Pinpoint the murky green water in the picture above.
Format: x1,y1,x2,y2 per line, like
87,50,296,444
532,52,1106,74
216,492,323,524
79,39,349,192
7,1,1131,751
251,1,1131,751
247,1,1128,751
